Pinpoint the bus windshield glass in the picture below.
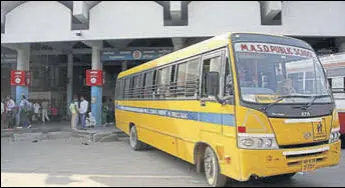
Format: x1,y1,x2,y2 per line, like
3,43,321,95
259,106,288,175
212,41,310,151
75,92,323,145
234,42,332,104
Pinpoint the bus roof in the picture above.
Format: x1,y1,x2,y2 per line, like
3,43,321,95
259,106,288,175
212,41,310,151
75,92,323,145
118,32,231,78
117,32,303,78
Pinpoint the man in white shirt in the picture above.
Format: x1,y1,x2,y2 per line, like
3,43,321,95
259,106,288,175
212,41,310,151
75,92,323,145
33,102,41,122
41,100,50,124
5,96,16,128
79,96,89,130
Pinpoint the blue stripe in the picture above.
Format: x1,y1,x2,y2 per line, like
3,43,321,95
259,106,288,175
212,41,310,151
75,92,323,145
116,105,235,126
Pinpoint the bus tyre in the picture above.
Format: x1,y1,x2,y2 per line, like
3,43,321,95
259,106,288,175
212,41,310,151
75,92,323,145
129,126,146,151
341,134,345,149
204,147,227,187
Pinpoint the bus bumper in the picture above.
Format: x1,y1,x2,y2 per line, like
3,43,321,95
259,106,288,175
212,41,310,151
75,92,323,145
238,141,341,181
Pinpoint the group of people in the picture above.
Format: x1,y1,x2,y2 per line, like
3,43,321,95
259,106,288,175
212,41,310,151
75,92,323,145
68,95,115,130
69,95,89,130
1,96,51,129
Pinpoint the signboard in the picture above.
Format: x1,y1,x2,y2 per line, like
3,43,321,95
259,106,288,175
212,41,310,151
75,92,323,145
235,43,315,58
86,70,103,86
10,70,26,86
102,49,173,61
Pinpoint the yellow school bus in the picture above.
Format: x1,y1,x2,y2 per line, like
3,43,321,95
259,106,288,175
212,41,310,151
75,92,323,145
114,33,341,187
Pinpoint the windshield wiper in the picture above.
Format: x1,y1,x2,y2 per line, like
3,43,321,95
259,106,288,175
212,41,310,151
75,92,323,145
260,95,310,112
295,95,330,110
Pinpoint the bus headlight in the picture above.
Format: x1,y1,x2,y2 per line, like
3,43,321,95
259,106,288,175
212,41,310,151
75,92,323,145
329,128,340,143
238,134,279,149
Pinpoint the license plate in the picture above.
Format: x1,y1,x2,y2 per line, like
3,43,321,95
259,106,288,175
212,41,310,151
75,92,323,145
302,158,316,172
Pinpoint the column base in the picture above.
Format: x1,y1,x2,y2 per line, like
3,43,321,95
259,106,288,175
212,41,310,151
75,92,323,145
91,86,103,126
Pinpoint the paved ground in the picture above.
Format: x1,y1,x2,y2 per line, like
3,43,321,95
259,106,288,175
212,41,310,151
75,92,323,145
1,137,344,187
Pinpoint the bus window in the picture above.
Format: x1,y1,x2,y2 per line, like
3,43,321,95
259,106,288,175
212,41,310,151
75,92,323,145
143,71,154,99
115,78,123,100
157,66,171,98
176,62,187,97
224,57,234,98
170,65,177,98
123,77,130,99
133,74,142,99
186,58,200,97
202,55,222,98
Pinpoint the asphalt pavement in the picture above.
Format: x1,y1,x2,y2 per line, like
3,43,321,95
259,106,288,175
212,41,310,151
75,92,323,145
1,137,344,187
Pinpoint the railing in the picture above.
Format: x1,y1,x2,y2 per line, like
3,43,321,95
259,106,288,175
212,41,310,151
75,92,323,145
121,79,200,100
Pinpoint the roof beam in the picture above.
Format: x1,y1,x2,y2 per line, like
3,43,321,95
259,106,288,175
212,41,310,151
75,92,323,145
170,1,182,23
261,1,281,23
73,1,92,24
81,40,103,49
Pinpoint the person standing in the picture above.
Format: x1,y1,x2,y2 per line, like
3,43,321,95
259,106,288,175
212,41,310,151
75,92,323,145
1,100,4,115
79,96,89,130
5,96,16,129
33,101,41,123
1,99,5,129
41,100,50,124
19,95,32,128
107,98,114,124
69,95,79,130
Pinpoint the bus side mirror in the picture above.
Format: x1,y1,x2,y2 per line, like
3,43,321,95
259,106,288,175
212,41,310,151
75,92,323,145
205,72,220,96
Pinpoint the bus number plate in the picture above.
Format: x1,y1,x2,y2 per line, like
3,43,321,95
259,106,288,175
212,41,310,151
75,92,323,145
302,158,316,172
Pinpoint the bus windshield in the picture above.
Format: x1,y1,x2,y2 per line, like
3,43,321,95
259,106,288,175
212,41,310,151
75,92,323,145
234,42,332,104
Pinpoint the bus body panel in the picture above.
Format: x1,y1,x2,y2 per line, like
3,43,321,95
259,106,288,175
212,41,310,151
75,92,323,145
114,32,341,183
238,141,341,181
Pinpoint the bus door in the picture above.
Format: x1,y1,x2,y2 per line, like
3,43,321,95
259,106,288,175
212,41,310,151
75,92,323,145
199,48,235,136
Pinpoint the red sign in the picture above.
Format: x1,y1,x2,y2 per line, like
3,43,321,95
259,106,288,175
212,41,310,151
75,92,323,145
10,70,26,86
86,70,103,86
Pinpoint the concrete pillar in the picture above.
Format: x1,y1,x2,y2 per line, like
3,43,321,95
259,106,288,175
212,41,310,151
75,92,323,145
66,53,73,115
172,38,185,51
121,61,127,71
335,37,345,53
15,44,30,104
11,63,16,99
91,46,103,126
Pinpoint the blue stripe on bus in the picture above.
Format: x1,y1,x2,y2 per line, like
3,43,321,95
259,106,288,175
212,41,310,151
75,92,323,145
115,105,235,126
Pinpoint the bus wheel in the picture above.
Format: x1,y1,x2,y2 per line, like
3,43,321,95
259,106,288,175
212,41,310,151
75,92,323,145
341,134,345,149
129,126,145,151
204,146,227,187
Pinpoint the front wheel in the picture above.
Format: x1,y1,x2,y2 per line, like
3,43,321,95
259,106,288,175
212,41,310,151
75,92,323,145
204,147,227,187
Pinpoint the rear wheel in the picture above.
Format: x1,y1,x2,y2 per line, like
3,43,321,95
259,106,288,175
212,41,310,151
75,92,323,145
341,134,345,149
204,147,227,187
129,126,146,151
